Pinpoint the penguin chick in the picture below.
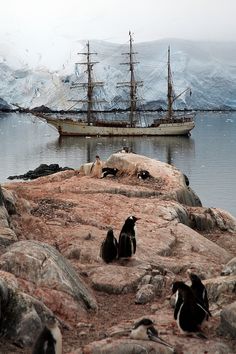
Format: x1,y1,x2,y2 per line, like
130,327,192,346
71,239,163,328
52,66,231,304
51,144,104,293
172,281,211,336
118,216,140,258
32,315,62,354
100,228,118,263
187,269,210,320
130,318,175,352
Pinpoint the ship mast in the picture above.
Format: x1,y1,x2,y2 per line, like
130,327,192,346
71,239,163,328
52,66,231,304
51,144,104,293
167,46,192,120
70,41,104,125
117,31,143,127
167,46,174,120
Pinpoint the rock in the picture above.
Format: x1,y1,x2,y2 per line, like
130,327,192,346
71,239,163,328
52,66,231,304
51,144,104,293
189,207,236,232
0,276,53,347
135,284,156,304
221,257,236,276
1,187,17,215
218,301,236,339
151,275,166,296
0,240,97,319
7,163,74,180
106,153,202,207
204,275,236,304
81,338,174,354
90,264,148,294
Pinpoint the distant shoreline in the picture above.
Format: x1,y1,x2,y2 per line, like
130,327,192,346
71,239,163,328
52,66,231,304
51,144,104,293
1,108,236,114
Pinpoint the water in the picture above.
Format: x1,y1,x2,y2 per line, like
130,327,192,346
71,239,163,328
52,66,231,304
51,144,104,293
0,111,235,217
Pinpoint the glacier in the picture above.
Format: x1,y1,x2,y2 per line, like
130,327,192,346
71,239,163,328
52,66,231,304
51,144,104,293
0,38,236,110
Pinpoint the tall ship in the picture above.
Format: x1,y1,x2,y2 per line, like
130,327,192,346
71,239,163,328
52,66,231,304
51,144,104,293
33,32,195,136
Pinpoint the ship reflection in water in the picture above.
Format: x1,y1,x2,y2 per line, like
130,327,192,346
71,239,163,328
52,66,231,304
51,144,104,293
53,134,195,167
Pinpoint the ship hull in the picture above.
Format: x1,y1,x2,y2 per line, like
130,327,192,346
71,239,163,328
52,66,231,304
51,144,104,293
44,118,195,136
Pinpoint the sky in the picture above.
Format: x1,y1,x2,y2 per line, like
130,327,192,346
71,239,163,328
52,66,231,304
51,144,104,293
0,0,236,68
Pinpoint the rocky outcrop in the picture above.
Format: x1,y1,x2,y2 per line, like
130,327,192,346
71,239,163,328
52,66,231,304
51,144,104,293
218,301,236,339
8,163,74,180
1,152,236,353
0,240,97,321
221,257,236,276
0,186,18,254
0,275,53,347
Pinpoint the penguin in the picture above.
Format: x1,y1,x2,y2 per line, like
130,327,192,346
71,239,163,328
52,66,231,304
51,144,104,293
90,155,103,178
130,318,175,352
100,228,118,263
118,216,140,258
137,170,152,180
101,167,119,178
32,315,62,354
187,269,210,319
171,281,211,336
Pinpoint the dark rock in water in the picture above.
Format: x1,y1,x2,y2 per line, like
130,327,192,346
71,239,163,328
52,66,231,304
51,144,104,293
8,164,74,180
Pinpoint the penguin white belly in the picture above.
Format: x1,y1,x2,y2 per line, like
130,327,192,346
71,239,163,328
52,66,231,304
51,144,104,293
50,326,62,354
130,325,148,340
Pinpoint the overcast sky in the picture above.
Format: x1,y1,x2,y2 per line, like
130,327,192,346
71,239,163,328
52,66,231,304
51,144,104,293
0,0,235,67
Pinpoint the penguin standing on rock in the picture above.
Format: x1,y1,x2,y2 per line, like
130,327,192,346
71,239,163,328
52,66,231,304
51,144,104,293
100,228,118,263
130,318,175,352
171,281,211,337
32,315,62,354
118,216,140,258
187,269,210,319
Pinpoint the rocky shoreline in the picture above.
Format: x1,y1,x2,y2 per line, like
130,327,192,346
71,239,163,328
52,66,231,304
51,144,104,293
0,152,236,353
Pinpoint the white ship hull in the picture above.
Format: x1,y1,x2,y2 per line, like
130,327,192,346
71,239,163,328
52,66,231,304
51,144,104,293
44,117,195,136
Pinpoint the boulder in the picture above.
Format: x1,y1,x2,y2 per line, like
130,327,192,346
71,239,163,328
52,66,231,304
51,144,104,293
204,275,236,304
79,338,174,354
221,257,236,276
0,241,97,320
105,153,202,207
90,264,148,294
218,301,236,339
0,276,53,347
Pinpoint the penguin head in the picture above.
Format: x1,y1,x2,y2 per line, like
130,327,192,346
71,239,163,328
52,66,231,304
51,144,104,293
133,318,154,329
106,228,114,239
45,314,57,330
171,281,188,294
126,215,140,224
187,269,203,284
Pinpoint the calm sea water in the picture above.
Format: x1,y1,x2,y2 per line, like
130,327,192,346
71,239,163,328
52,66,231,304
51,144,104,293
0,112,235,217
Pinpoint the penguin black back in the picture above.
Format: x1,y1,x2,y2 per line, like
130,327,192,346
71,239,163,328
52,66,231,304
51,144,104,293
172,281,210,334
187,270,209,313
100,228,118,263
118,216,139,258
32,315,62,354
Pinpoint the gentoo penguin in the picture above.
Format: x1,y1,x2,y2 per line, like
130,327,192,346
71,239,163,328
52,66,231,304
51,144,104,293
100,228,118,263
118,216,140,258
32,315,62,354
101,167,119,178
130,318,175,352
187,269,210,319
171,281,211,336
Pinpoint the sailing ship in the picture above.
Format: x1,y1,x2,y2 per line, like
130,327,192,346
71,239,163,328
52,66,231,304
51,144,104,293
33,32,195,136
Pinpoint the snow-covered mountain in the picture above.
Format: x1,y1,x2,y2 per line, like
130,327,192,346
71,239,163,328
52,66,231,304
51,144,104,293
0,38,236,110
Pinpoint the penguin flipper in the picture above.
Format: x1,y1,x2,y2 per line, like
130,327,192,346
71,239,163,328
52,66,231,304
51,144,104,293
174,292,183,320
